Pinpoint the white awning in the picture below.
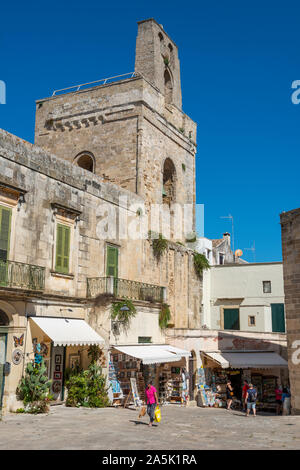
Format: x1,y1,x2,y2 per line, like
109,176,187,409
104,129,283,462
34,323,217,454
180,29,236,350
204,351,288,369
30,317,105,347
113,344,190,365
203,352,230,368
160,345,191,358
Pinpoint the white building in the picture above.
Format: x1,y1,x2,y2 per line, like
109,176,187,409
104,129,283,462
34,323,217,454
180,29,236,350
209,262,285,333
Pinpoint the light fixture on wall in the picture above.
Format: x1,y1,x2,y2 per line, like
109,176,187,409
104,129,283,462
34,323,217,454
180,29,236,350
17,193,26,211
119,305,130,312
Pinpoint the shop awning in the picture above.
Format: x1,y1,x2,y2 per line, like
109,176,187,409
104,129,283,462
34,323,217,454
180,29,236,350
204,351,288,369
113,344,190,365
30,317,105,346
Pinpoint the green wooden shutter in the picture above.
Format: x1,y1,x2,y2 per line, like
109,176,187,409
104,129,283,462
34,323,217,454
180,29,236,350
224,308,240,330
0,206,12,262
106,245,118,278
271,304,285,333
0,206,12,286
55,224,70,273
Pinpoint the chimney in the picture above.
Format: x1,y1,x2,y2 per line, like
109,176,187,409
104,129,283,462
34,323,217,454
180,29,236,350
223,232,231,247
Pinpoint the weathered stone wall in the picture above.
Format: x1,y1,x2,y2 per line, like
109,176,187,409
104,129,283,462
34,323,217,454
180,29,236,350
280,208,300,414
35,77,196,212
0,128,201,324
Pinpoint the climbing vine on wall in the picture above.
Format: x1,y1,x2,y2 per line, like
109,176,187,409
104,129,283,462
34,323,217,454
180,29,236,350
193,252,210,278
149,231,168,260
159,303,171,329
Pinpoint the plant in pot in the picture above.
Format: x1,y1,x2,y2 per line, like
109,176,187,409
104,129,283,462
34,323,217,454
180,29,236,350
111,298,137,327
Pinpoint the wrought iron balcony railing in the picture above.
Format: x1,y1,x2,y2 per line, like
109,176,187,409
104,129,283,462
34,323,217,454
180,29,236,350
0,260,45,291
87,276,165,303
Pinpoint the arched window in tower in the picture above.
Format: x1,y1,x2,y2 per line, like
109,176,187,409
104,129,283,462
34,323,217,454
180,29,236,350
0,310,9,326
74,152,95,173
162,158,176,205
159,32,165,55
168,43,174,64
164,69,173,105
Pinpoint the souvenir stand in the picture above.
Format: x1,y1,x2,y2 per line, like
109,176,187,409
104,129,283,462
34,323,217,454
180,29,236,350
109,346,189,406
108,351,145,406
158,365,184,404
199,351,286,411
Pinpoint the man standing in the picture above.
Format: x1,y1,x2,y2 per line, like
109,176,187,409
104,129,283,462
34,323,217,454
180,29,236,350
246,383,257,417
242,380,249,412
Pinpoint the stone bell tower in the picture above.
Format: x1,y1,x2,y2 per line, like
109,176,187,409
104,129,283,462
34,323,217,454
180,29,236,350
34,19,196,228
135,19,182,110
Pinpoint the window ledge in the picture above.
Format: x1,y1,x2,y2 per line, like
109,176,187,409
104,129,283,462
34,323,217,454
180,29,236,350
50,271,74,280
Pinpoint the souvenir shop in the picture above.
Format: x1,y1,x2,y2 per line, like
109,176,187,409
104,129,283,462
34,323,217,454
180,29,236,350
197,351,288,411
27,316,105,401
108,344,190,406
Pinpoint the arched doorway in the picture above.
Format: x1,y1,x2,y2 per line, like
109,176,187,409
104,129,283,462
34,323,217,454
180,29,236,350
189,350,197,401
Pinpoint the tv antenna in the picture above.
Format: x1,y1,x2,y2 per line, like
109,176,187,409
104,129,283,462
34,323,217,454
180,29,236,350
220,214,234,253
244,241,256,262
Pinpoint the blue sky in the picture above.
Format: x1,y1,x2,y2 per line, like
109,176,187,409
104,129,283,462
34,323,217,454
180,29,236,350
0,0,299,262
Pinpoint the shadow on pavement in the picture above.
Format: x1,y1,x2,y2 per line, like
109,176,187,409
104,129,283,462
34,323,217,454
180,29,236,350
129,420,159,427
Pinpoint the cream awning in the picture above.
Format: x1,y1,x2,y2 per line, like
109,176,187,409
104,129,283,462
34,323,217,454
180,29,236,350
30,317,105,347
113,344,190,365
204,351,288,369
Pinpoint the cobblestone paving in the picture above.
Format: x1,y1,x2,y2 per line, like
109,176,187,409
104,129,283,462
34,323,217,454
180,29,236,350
0,405,299,450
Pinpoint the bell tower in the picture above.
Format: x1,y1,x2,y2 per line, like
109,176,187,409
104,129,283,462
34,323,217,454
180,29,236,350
135,19,182,109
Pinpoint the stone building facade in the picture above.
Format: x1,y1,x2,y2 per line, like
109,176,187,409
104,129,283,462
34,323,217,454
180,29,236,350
280,207,300,414
0,19,202,413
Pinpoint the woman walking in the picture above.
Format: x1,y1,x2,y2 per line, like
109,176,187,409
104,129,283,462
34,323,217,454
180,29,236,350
275,384,283,415
226,380,234,410
145,381,159,427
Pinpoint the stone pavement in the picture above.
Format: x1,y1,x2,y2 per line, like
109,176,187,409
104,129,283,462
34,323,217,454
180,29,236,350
0,404,299,450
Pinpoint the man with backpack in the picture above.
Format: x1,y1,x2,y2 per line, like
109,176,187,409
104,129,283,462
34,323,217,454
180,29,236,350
246,383,257,417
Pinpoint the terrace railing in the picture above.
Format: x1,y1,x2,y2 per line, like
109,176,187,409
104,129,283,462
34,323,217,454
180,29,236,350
0,260,45,291
87,276,165,303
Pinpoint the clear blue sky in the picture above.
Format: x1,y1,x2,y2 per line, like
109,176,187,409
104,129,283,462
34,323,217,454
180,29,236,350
1,0,299,262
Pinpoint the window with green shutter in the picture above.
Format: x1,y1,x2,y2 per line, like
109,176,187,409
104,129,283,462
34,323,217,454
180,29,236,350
0,206,12,285
223,308,240,330
106,245,118,278
271,304,285,333
55,224,71,274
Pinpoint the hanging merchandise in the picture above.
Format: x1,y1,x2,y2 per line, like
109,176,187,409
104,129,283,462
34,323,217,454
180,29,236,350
34,343,43,365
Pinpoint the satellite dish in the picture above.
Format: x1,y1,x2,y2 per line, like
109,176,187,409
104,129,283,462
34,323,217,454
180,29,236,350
235,249,243,258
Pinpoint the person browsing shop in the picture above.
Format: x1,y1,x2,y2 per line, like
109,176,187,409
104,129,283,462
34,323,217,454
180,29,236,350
246,383,257,417
275,384,283,415
226,380,234,410
145,381,159,427
242,380,249,412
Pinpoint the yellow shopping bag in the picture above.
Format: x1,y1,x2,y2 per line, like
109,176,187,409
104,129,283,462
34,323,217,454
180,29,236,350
154,405,161,423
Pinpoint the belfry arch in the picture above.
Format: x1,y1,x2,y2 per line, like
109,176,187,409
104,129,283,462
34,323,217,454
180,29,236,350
162,158,176,205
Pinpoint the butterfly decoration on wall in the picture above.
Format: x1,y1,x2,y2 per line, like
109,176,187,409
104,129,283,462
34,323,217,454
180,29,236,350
13,334,24,348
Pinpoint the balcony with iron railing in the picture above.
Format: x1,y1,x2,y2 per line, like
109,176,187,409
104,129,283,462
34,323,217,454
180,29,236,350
87,276,166,303
0,260,45,292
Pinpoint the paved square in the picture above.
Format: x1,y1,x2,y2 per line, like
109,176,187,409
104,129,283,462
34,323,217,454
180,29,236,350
0,405,299,450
